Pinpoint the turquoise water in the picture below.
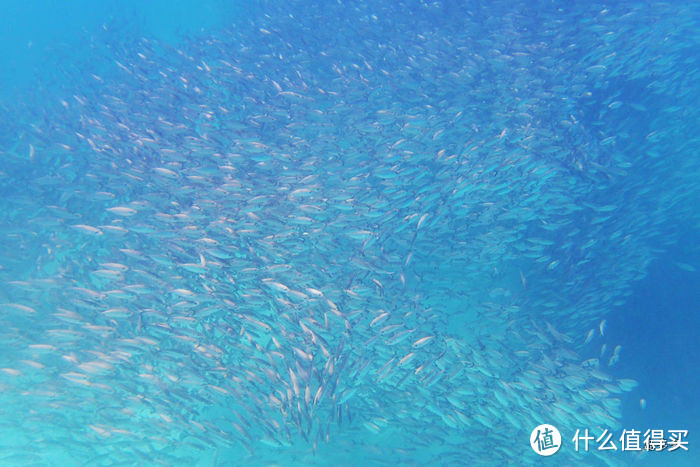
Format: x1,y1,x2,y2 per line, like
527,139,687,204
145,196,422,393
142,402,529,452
0,1,698,465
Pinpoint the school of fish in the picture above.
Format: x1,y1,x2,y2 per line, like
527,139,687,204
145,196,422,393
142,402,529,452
0,0,698,465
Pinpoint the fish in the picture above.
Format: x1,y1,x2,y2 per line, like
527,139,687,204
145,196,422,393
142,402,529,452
0,0,695,464
106,206,138,216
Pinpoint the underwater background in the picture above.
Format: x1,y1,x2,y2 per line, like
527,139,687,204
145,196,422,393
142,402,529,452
0,1,698,466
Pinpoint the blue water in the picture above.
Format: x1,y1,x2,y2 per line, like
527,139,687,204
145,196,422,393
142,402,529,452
609,239,700,465
0,1,698,466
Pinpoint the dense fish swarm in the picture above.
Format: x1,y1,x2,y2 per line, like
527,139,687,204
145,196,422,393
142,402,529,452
1,0,698,465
